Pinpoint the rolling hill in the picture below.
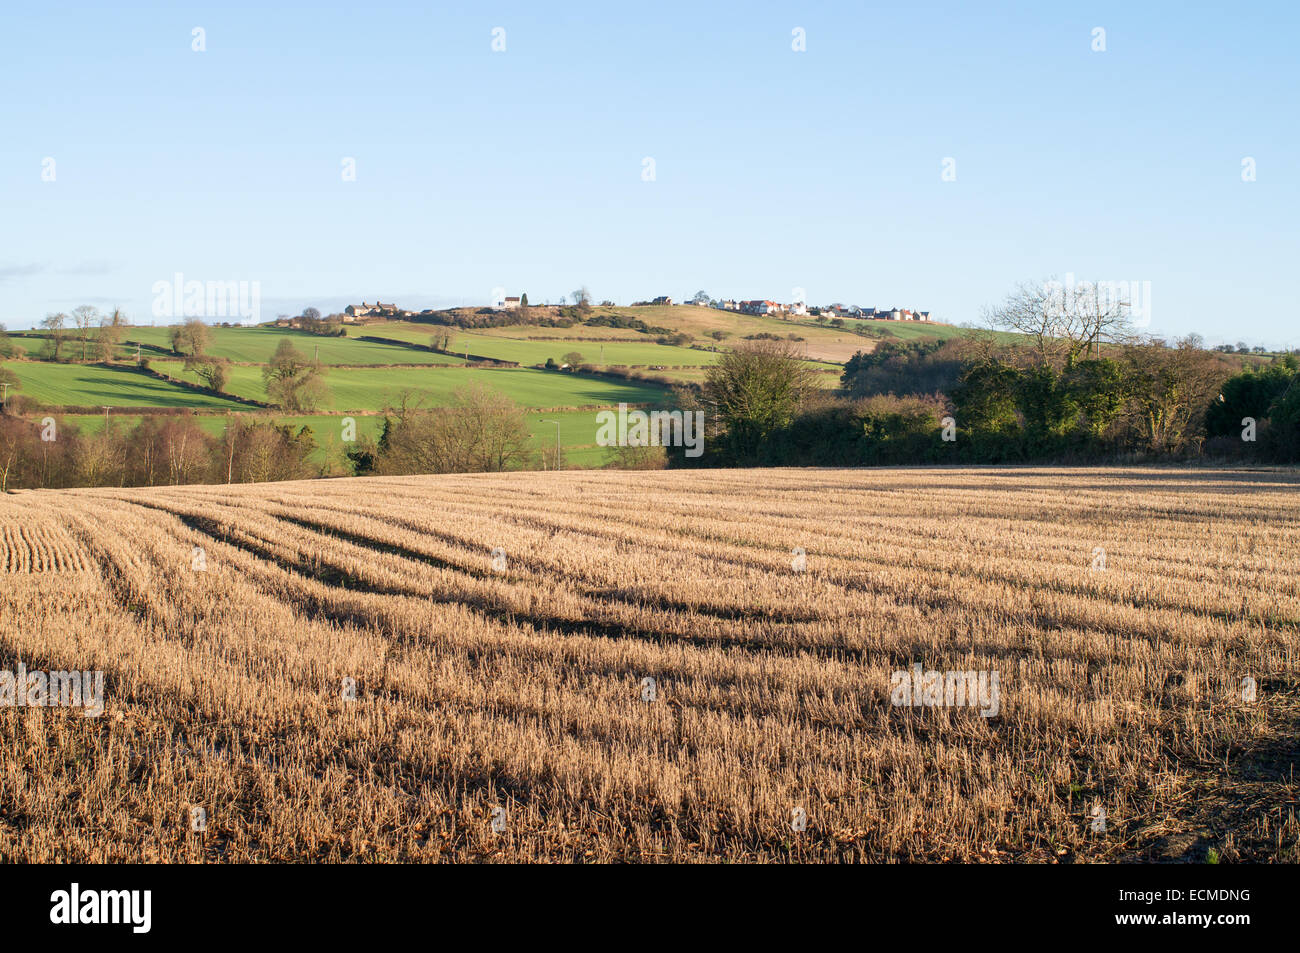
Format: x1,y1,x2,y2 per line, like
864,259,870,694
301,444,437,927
0,304,970,468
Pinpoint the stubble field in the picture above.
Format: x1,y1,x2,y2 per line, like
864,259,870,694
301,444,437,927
1,467,1296,863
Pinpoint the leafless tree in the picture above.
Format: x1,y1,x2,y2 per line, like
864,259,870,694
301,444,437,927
375,383,531,474
983,278,1136,368
97,308,129,362
40,313,69,361
71,305,100,362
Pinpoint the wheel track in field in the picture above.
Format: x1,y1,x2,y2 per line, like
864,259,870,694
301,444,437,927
133,493,1069,676
137,488,1297,678
115,490,1290,766
242,481,1300,632
132,496,864,660
99,502,953,796
157,477,1300,617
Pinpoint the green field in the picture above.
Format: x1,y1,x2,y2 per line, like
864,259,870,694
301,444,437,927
64,407,623,470
372,307,886,364
1,310,988,472
152,361,671,412
421,328,715,367
4,336,49,358
1,360,249,411
118,326,466,366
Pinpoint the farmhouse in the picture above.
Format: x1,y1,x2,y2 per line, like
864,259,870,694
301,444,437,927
345,301,401,319
651,296,674,306
501,296,521,310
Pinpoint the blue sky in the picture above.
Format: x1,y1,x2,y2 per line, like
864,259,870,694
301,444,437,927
1,1,1296,347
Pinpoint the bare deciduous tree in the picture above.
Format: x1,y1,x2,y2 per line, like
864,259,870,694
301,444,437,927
71,305,100,362
40,313,69,361
97,308,129,362
375,383,531,474
984,278,1135,368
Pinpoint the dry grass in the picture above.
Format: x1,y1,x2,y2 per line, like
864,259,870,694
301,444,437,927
1,467,1297,863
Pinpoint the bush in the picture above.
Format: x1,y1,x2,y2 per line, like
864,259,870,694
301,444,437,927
757,394,946,466
842,339,962,397
373,383,532,475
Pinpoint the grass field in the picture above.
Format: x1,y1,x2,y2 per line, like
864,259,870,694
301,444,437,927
65,409,618,470
371,324,714,367
1,467,1295,863
152,361,672,412
3,336,49,358
120,327,467,366
443,331,715,368
3,306,953,421
0,360,249,411
373,306,911,364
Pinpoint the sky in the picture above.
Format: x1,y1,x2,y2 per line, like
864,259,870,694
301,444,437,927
1,0,1297,347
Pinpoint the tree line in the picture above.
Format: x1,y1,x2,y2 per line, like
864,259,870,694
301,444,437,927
678,280,1299,467
0,382,542,492
0,415,319,493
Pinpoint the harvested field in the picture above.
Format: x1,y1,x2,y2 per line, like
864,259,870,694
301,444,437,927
1,467,1297,863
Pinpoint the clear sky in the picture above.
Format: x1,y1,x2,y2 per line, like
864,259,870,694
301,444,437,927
2,1,1296,347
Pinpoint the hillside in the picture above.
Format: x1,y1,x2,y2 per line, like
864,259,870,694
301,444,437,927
403,303,968,364
2,304,964,468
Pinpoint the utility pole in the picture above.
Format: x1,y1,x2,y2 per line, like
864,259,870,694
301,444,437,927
540,419,560,470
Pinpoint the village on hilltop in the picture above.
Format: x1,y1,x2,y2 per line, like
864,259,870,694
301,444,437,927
274,294,935,328
659,296,932,322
